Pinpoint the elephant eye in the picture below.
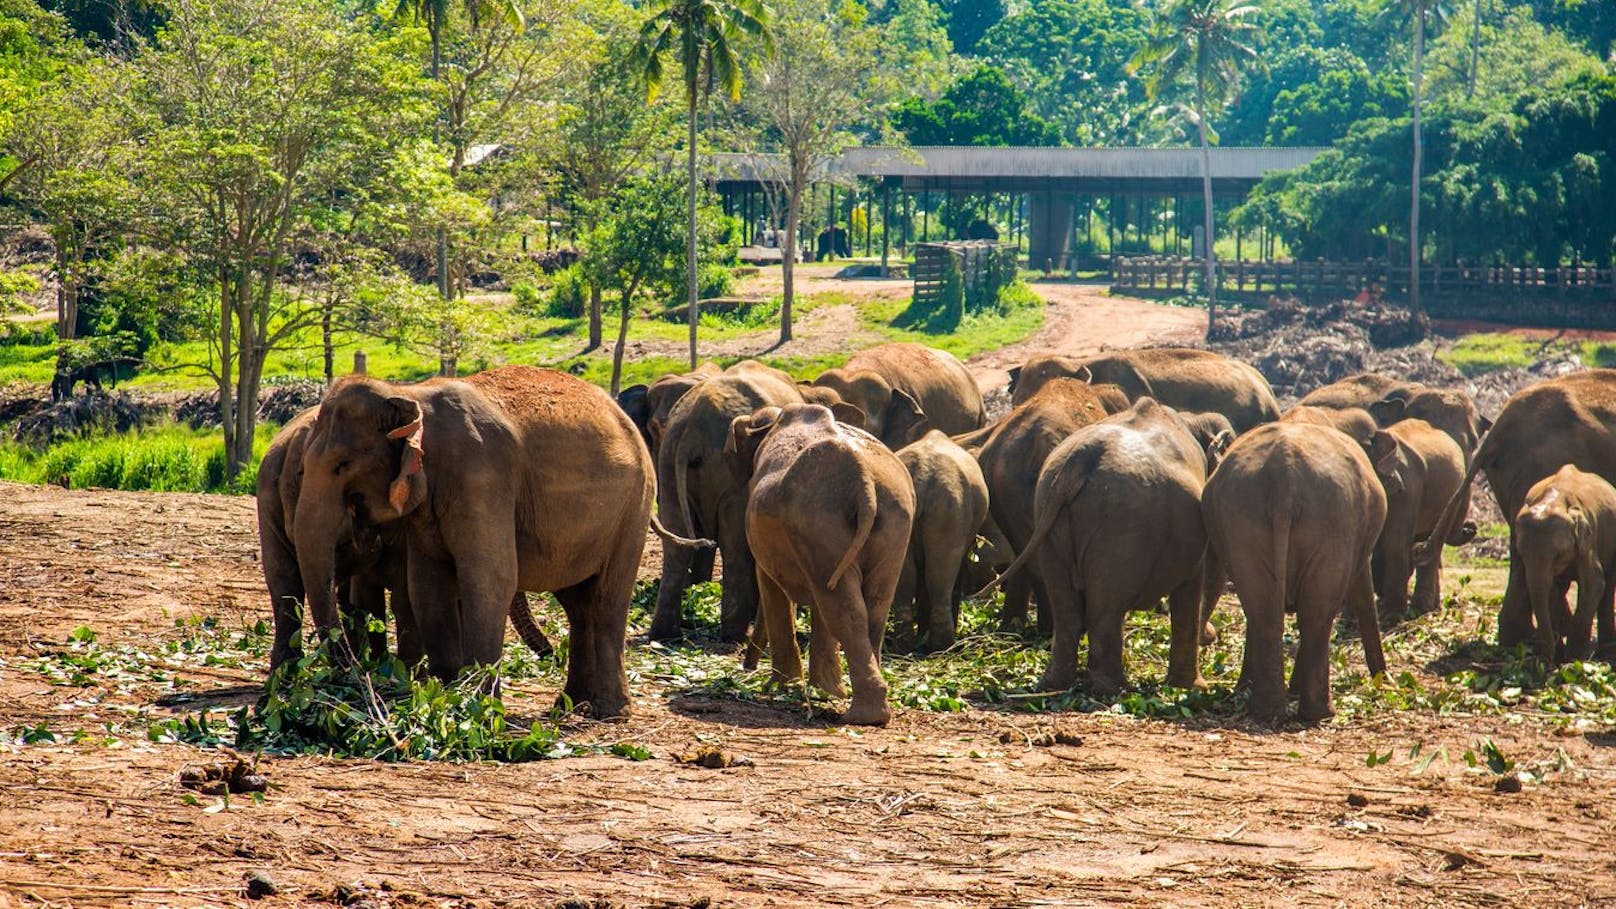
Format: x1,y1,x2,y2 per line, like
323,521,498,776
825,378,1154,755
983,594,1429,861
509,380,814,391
334,459,352,475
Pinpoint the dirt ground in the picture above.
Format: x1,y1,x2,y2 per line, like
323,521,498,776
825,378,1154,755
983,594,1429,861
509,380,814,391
3,292,1616,908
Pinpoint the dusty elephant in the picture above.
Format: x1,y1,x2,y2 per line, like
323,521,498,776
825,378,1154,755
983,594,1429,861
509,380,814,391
989,399,1230,695
1299,372,1489,456
1280,404,1380,449
1010,348,1280,432
294,366,672,718
1369,418,1470,619
616,361,723,453
892,430,990,653
726,404,916,726
976,378,1130,632
1514,465,1616,663
1418,370,1616,650
814,342,986,444
261,408,556,671
1203,421,1391,722
648,362,809,642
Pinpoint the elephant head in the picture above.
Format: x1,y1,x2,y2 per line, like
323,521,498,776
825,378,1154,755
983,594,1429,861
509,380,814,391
810,368,928,448
1365,429,1407,496
724,406,783,487
1177,411,1236,470
618,362,721,454
293,377,429,638
1369,386,1491,456
1007,357,1095,405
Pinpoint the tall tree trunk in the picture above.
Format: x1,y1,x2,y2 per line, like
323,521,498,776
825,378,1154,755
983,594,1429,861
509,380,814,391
430,18,454,371
1410,7,1425,316
1196,69,1217,334
218,274,238,478
610,276,642,396
781,167,804,345
322,295,335,385
685,90,700,370
588,284,603,349
1468,0,1482,97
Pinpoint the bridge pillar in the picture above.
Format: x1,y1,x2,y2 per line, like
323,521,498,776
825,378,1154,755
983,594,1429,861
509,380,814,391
1028,193,1075,272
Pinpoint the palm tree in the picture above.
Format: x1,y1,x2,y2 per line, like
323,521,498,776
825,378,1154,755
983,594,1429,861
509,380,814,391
1129,0,1261,336
634,0,769,369
1387,0,1446,316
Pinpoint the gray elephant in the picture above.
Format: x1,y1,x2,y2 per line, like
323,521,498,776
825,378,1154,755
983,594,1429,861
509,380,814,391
1418,370,1616,650
989,399,1230,695
977,378,1131,632
1370,418,1471,618
1299,372,1489,456
1515,465,1616,663
294,366,683,718
1010,348,1280,432
726,404,916,726
617,361,723,453
814,342,986,442
892,430,990,653
1203,421,1392,722
648,362,808,642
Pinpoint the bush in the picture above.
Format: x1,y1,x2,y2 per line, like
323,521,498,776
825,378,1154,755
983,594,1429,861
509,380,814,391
511,280,544,315
544,266,587,319
698,263,735,299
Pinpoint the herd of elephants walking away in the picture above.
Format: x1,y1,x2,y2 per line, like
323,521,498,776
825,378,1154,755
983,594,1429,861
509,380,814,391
257,339,1616,728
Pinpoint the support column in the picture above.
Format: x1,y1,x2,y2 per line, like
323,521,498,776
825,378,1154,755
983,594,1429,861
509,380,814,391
1028,191,1075,275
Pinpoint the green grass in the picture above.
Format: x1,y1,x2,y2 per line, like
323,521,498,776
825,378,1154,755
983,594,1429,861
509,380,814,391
0,423,274,493
1438,332,1616,377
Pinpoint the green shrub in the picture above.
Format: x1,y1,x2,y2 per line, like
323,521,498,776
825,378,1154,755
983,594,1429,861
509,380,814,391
544,266,587,319
698,263,735,299
511,280,544,315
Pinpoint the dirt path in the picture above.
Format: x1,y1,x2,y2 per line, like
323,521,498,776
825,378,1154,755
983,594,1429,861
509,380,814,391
965,282,1206,396
2,481,1615,907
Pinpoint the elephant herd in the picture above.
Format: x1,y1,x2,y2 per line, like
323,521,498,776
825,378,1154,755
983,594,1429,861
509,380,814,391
257,342,1616,726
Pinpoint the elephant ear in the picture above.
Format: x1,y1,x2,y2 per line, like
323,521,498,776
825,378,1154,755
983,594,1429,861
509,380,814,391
798,383,844,407
724,407,781,485
1478,414,1495,435
880,389,929,448
617,384,651,442
386,396,426,515
1005,365,1022,395
1071,364,1093,384
1368,430,1404,495
829,401,868,429
1368,392,1407,427
1205,429,1235,470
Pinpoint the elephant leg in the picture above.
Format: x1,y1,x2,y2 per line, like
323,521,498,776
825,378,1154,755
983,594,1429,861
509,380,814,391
347,574,389,664
1239,592,1287,722
1292,596,1337,723
689,544,717,586
757,570,804,685
1598,572,1616,657
1375,525,1413,620
717,520,761,644
1083,588,1127,698
1566,567,1605,663
1199,554,1225,647
806,602,845,697
922,543,965,653
555,572,632,719
1369,544,1387,604
648,540,695,641
1409,556,1442,616
390,582,423,668
1166,572,1206,689
1035,552,1084,692
819,584,890,726
263,533,306,670
890,555,919,653
409,552,465,681
1031,573,1054,636
999,573,1033,633
1498,539,1535,648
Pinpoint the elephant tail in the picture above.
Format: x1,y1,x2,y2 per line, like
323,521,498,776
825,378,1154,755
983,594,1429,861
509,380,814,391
828,471,878,591
1413,430,1491,566
651,514,716,549
1269,498,1292,618
674,437,699,542
972,456,1091,599
507,592,554,659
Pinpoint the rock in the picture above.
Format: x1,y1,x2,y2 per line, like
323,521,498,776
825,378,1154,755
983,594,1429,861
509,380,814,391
1346,792,1370,808
1494,773,1524,793
244,871,280,899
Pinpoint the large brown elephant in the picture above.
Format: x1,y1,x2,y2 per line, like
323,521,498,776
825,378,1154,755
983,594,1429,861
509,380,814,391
260,407,555,672
1203,421,1391,721
892,430,990,653
616,361,723,453
976,378,1130,631
726,404,916,726
814,342,986,443
991,399,1230,695
1418,370,1616,649
1009,348,1280,432
293,366,663,718
1515,465,1616,663
648,362,808,642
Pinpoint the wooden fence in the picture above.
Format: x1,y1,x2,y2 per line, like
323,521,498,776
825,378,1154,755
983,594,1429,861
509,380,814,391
1111,256,1616,327
912,241,1014,312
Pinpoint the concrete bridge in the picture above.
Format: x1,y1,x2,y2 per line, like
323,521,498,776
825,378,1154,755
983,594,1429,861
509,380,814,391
712,146,1325,267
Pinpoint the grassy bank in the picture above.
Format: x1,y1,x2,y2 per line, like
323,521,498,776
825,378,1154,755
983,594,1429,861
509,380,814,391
0,424,274,494
1438,332,1616,376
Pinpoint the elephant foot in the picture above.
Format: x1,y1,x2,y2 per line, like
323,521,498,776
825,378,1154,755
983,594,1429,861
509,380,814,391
923,628,956,654
561,688,632,720
647,613,684,643
1166,669,1206,690
1296,697,1334,724
842,696,891,727
1035,669,1077,694
1199,621,1218,647
1245,689,1287,723
809,664,846,698
1086,675,1126,700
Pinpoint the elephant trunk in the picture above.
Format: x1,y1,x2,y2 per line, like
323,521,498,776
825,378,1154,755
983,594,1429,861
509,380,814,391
291,482,347,650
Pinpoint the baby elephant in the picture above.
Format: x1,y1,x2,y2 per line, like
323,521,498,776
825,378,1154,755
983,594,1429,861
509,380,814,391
726,404,917,726
1203,422,1391,722
1515,465,1616,663
893,430,990,653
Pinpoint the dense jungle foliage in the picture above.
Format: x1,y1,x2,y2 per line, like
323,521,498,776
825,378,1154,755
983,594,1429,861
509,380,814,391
0,0,1612,474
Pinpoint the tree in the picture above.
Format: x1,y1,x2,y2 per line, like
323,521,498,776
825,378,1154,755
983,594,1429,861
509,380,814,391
743,0,895,344
893,65,1063,146
580,175,724,394
1385,0,1446,316
1129,0,1262,334
136,0,429,476
633,0,769,371
555,3,677,350
0,0,78,194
